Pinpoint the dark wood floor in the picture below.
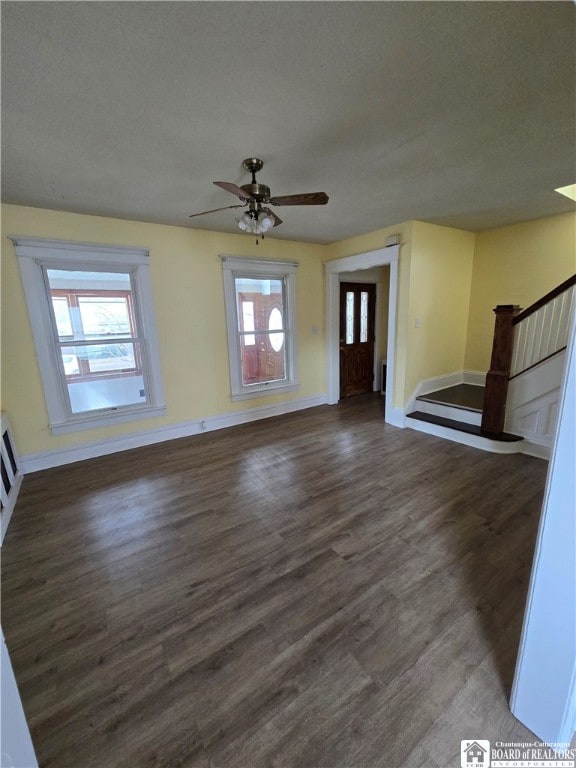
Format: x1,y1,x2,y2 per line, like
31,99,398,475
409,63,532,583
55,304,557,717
2,394,548,768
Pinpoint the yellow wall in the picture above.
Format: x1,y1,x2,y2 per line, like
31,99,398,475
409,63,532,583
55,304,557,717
3,203,572,460
406,221,475,398
465,212,576,371
1,204,327,455
325,220,475,403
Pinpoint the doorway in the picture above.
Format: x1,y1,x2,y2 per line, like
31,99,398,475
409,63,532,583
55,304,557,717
325,244,401,427
339,282,376,398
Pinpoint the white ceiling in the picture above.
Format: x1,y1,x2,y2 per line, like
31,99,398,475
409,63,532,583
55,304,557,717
2,1,575,244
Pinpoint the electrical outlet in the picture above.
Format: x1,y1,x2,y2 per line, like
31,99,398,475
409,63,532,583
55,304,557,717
415,317,422,328
200,420,207,431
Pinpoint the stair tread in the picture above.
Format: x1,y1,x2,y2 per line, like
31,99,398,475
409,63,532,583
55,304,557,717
416,384,484,412
406,410,523,442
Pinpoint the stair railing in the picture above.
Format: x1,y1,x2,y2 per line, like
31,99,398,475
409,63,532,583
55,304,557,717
481,275,576,435
1,412,23,543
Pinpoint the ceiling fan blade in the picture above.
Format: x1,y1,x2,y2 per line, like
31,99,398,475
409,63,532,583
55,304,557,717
261,207,283,227
189,204,246,218
269,192,329,206
213,181,254,201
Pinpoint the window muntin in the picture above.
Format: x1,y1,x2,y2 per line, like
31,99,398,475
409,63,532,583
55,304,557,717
12,237,165,433
222,257,298,400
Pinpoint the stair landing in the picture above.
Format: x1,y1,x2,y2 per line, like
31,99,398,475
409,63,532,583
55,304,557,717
417,383,484,412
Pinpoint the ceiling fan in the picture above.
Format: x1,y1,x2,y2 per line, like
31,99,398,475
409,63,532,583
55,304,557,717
189,158,328,239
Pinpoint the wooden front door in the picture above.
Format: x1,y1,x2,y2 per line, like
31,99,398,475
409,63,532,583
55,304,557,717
339,282,376,398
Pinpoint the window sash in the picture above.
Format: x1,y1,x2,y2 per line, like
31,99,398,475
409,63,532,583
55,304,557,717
42,268,151,413
50,288,138,339
49,287,145,383
221,257,298,400
12,237,165,433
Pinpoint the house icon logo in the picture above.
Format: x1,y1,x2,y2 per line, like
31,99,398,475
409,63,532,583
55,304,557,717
461,740,490,768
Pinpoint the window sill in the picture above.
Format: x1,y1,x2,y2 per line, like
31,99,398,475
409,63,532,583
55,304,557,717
50,404,167,435
231,382,299,402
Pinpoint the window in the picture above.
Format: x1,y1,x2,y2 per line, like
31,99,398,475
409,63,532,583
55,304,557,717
221,257,298,400
12,237,165,434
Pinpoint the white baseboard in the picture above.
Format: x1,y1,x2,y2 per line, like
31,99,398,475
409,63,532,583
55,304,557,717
405,370,464,416
405,369,486,418
520,441,551,460
463,370,487,386
20,394,328,473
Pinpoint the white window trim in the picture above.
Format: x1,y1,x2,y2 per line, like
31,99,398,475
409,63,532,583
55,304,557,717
221,256,299,401
10,236,166,434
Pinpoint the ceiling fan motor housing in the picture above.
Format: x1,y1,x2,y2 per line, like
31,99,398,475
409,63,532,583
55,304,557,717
241,159,269,201
241,182,270,202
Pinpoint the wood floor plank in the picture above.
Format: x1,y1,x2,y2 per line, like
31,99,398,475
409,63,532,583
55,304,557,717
1,394,548,767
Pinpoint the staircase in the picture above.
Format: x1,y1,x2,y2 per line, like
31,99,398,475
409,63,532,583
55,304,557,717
1,413,23,542
406,275,575,456
407,384,524,453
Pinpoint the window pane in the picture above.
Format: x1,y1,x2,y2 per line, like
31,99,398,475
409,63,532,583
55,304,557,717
240,333,286,385
61,348,80,376
360,291,368,342
268,307,284,352
46,270,135,341
235,277,283,332
67,343,137,375
60,343,145,414
78,296,132,337
346,291,355,344
52,297,73,337
67,373,146,414
242,301,255,346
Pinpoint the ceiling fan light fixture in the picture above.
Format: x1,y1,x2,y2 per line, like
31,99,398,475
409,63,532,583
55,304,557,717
236,209,274,235
236,212,253,231
257,211,274,232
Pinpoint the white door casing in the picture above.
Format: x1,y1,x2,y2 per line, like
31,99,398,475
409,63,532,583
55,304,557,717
325,245,402,427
